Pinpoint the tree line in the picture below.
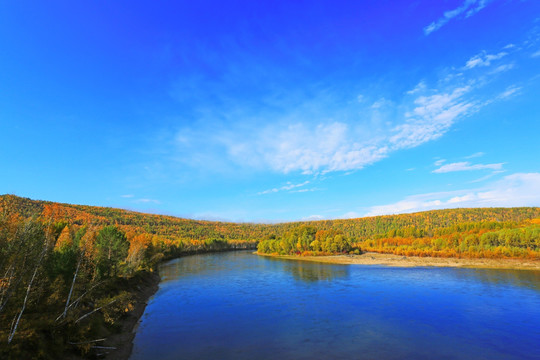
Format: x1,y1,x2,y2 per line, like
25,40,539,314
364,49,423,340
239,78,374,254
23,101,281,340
0,196,256,358
257,225,356,255
1,194,539,358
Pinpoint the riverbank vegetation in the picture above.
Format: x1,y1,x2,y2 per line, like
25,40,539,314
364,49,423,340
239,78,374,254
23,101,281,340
1,194,539,358
257,226,357,255
258,209,540,259
0,195,256,359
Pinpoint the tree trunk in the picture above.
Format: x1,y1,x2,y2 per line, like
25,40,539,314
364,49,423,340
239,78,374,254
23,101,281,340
61,248,84,319
7,244,47,343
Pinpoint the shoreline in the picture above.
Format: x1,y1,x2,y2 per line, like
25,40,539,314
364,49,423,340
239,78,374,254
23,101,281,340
104,270,161,360
94,250,539,358
258,252,540,270
103,249,255,360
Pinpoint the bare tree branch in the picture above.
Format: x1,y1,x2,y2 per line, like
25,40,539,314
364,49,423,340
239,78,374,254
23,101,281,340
75,299,116,324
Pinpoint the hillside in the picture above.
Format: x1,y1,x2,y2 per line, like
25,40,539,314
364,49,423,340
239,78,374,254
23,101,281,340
1,194,539,358
2,194,540,244
2,194,540,261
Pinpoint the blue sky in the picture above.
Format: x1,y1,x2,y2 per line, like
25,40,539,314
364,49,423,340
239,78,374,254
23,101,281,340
1,0,540,222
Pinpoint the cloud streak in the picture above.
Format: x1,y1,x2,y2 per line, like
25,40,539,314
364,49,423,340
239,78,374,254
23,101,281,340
365,172,540,216
220,81,482,175
465,51,507,69
258,181,310,195
433,161,504,173
165,40,526,178
424,0,493,36
133,198,161,204
465,152,484,159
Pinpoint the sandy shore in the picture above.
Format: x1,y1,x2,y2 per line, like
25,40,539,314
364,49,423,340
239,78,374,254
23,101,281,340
259,252,540,270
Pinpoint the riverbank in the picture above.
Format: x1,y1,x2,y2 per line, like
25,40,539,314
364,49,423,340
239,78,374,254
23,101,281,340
102,271,161,360
258,252,540,270
104,249,256,360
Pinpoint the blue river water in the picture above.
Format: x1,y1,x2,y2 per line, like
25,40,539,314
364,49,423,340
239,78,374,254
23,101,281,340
130,251,540,360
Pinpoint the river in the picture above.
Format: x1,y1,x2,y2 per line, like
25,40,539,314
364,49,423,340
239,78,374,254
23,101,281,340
130,251,540,360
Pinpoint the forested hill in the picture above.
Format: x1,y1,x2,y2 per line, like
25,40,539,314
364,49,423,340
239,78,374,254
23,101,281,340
1,195,539,358
2,194,540,245
0,194,271,243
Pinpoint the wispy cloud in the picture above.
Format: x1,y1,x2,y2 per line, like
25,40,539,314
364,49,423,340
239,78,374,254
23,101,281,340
121,194,134,198
465,152,484,159
133,198,161,204
469,170,505,183
161,39,528,178
226,121,391,175
258,181,310,195
531,50,540,58
290,187,320,194
390,86,475,149
424,0,494,36
465,51,507,69
490,63,515,74
497,85,521,99
406,81,427,95
371,98,391,109
171,76,506,176
302,214,324,221
227,84,476,174
434,159,446,166
342,211,362,219
365,172,540,216
433,161,504,173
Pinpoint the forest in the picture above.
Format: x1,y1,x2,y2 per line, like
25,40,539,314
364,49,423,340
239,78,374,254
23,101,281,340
0,195,256,359
257,226,356,255
1,194,539,358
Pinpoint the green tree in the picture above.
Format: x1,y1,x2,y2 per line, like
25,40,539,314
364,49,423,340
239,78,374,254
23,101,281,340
95,226,129,278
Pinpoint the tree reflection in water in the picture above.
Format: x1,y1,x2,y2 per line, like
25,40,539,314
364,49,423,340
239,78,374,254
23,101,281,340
276,258,349,282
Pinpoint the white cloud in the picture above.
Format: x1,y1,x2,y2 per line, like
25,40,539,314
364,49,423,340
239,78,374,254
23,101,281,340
290,187,320,194
406,81,427,95
134,198,161,204
424,0,493,36
433,161,504,173
434,159,446,166
531,50,540,58
490,63,515,74
465,152,485,159
302,214,325,221
342,211,362,219
465,0,489,17
121,194,134,198
497,86,521,99
174,79,496,176
167,42,526,177
465,51,507,69
227,122,391,175
371,98,391,109
390,86,474,149
469,170,504,183
258,181,310,195
365,172,540,216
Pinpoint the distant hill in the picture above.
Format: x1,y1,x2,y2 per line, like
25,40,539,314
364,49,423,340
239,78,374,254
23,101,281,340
1,194,538,358
2,194,539,245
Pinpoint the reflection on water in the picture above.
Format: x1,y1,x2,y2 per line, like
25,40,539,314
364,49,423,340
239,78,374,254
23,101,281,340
279,258,349,282
451,267,540,292
131,251,540,360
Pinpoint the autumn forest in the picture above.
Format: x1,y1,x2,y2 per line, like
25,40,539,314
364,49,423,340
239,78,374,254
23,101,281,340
1,194,539,358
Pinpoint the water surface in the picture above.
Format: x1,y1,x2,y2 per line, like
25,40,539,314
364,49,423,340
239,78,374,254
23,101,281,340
131,251,540,360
